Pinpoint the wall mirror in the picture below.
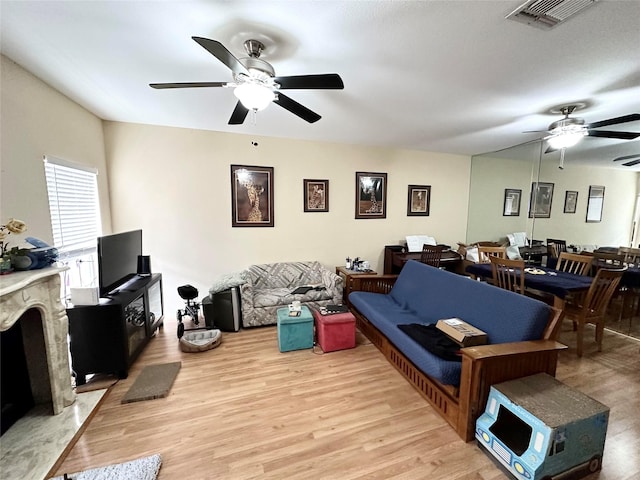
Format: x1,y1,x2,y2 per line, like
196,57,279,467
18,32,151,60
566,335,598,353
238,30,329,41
466,137,639,338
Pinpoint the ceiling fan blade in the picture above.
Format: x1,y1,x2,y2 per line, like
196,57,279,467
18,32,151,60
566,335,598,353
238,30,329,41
274,74,344,90
228,101,249,125
587,113,640,129
149,82,227,89
623,159,640,167
587,130,640,140
273,93,321,123
192,37,249,76
613,154,640,162
545,145,558,154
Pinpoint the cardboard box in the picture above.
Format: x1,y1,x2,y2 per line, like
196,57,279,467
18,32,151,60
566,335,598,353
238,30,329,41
436,318,487,347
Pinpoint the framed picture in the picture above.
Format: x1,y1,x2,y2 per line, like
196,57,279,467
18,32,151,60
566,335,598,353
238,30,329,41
303,179,329,212
503,188,521,216
586,185,605,223
230,164,274,227
528,182,554,218
407,185,431,216
564,190,578,214
355,172,387,219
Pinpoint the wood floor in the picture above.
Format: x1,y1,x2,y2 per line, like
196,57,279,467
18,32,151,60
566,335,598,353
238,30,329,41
51,316,640,480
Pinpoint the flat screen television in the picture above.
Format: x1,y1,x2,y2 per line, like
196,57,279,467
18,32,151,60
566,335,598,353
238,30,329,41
97,229,142,296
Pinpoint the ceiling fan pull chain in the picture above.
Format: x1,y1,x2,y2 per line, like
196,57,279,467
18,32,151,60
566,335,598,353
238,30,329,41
250,109,257,126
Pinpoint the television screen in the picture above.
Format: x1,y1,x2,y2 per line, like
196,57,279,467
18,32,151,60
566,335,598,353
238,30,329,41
98,229,142,296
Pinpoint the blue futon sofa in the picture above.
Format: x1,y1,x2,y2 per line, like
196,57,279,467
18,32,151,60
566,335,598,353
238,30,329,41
349,260,565,442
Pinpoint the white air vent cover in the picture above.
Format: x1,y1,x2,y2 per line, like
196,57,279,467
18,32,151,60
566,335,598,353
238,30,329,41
506,0,598,29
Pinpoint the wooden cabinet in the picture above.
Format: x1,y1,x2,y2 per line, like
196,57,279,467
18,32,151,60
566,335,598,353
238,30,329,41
67,273,163,385
335,266,377,305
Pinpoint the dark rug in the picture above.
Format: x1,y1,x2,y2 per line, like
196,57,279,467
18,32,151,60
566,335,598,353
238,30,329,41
121,362,181,404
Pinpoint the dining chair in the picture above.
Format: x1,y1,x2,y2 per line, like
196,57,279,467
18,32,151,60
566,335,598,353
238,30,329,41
591,251,625,278
420,244,444,268
555,252,593,276
546,238,567,259
562,267,625,357
478,246,507,264
618,246,640,266
617,247,640,317
489,256,525,294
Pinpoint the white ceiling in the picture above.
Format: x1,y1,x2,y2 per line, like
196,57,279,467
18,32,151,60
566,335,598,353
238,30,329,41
2,0,639,169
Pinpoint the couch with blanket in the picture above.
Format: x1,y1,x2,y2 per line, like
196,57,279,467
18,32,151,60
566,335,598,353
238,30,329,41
240,261,343,328
348,260,565,442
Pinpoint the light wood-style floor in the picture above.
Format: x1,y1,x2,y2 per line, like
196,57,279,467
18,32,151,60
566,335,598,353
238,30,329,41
51,316,640,480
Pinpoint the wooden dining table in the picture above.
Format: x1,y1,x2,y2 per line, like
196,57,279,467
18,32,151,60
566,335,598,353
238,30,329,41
465,263,594,309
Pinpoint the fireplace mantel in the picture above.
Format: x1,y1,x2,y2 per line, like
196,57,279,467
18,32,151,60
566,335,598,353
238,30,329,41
0,266,75,414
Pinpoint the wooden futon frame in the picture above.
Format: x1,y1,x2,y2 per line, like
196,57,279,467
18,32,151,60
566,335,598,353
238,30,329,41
349,274,566,442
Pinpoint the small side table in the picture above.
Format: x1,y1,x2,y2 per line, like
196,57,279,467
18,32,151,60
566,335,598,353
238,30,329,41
335,266,377,305
312,309,356,352
276,306,314,352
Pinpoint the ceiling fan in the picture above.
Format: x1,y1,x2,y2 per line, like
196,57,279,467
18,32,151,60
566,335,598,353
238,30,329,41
528,105,640,152
613,154,640,167
150,37,344,125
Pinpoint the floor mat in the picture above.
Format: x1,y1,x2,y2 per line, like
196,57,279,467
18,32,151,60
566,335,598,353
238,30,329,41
121,362,181,404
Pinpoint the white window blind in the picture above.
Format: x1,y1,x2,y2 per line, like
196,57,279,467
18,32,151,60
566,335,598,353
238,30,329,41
43,156,101,256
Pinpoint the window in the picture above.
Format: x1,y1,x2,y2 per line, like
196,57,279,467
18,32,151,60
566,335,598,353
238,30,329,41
44,156,101,299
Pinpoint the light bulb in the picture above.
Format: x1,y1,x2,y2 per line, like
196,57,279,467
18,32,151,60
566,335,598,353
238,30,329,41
548,131,585,149
233,83,275,111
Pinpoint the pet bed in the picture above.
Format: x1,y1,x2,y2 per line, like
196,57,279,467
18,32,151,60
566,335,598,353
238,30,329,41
179,329,222,353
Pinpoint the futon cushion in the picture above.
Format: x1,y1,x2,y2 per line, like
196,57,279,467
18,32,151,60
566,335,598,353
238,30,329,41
349,260,553,386
389,261,549,343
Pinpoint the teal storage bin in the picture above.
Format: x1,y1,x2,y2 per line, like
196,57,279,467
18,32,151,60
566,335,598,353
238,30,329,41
277,306,314,352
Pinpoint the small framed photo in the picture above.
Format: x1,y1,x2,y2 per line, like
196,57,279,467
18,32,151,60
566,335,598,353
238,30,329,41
303,179,329,212
503,188,521,216
230,164,274,227
407,185,431,216
355,172,387,219
586,185,605,223
564,190,578,214
529,182,554,218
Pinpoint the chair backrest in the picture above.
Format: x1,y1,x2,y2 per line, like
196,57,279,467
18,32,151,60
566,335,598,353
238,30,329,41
490,256,525,294
580,268,625,319
546,238,567,258
478,246,507,263
591,251,625,274
556,252,593,276
420,244,444,267
619,246,640,265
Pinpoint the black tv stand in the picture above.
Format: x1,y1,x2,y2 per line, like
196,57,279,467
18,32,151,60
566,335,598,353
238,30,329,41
67,273,164,385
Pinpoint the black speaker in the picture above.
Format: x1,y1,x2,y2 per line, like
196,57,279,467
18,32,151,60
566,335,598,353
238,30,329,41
202,287,242,332
137,255,151,275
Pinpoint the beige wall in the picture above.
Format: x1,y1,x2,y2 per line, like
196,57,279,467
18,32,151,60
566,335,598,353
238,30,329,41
0,55,112,242
103,122,471,311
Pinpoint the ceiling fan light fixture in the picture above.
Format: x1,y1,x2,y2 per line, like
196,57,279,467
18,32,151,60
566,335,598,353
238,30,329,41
548,131,586,149
233,83,275,111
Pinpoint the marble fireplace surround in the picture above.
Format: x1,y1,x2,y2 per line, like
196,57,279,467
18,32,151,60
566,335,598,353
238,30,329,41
0,267,75,415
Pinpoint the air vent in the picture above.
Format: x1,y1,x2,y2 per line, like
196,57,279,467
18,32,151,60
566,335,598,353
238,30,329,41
506,0,598,29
